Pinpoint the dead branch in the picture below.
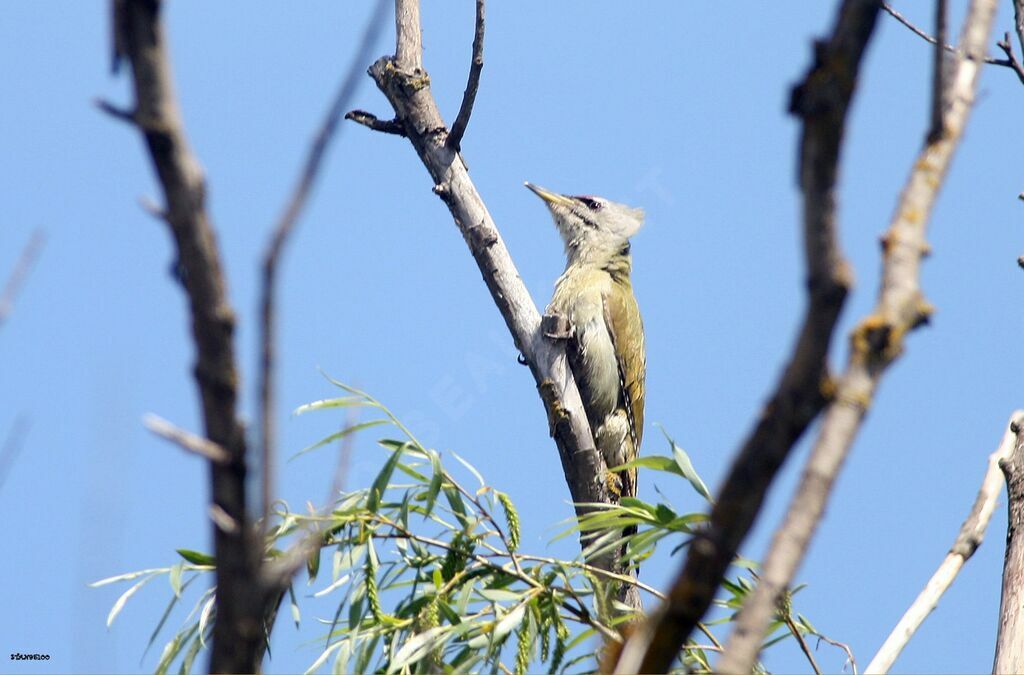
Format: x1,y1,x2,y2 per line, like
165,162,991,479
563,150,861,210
610,2,879,672
108,1,260,670
446,0,485,151
994,415,1024,672
816,632,858,674
719,1,999,671
881,2,1012,70
95,98,137,125
866,412,1024,674
344,109,407,136
143,413,231,464
996,32,1024,86
351,0,639,607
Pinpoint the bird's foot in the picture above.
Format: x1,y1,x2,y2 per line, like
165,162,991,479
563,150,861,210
606,472,623,499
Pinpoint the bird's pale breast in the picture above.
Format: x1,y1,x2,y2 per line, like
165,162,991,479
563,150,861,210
549,268,619,422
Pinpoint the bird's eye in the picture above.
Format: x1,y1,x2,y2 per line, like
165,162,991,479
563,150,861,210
575,196,603,211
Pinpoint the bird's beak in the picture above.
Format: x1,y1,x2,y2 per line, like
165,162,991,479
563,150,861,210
524,182,574,207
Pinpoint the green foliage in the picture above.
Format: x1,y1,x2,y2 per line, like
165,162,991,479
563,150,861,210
94,381,852,674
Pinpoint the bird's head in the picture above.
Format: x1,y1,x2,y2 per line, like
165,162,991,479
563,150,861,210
525,182,644,264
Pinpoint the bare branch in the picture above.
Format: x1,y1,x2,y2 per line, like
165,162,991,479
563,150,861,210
812,633,858,674
612,3,878,672
143,413,231,464
865,412,1023,674
883,3,952,50
0,228,45,331
94,98,137,124
108,1,257,670
719,2,999,672
257,0,387,542
996,32,1024,86
344,109,407,136
994,416,1024,672
882,2,1010,68
929,0,948,140
359,0,635,607
446,0,485,151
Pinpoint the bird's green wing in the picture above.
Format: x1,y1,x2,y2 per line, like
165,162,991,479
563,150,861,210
603,281,646,477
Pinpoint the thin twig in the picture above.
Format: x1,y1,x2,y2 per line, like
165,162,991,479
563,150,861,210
258,0,388,544
865,412,1024,674
882,3,951,49
94,98,136,125
929,0,948,140
881,2,1008,67
514,553,665,600
344,110,407,136
996,32,1024,85
783,614,823,675
0,228,45,331
720,1,999,672
446,0,485,151
815,632,858,674
143,413,231,464
0,415,31,492
612,2,878,672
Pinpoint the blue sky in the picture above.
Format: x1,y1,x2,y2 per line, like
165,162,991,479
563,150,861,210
1,2,1021,673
